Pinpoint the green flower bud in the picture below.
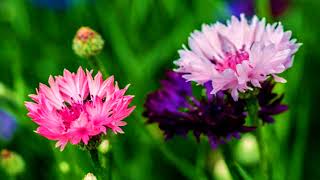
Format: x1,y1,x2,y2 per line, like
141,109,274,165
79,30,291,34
73,27,104,58
59,161,70,174
234,134,260,165
83,172,97,180
0,149,25,176
98,139,110,154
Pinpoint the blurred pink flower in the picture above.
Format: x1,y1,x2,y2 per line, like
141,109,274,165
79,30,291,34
25,67,135,150
174,14,301,100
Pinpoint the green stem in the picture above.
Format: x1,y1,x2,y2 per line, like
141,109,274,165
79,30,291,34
234,163,253,180
222,144,240,180
247,98,269,180
10,40,26,107
89,149,101,171
88,56,108,77
107,151,113,180
133,112,204,180
158,144,199,180
89,149,110,180
195,141,207,180
222,142,254,180
256,0,271,19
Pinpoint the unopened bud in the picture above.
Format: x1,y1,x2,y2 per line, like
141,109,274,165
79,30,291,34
59,161,70,174
98,139,110,154
235,134,260,165
73,27,104,58
0,149,25,176
83,172,97,180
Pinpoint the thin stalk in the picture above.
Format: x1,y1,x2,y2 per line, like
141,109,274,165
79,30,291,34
256,0,271,19
107,150,113,180
222,138,253,180
88,56,108,77
158,144,199,180
234,163,253,180
89,149,100,170
222,144,252,180
195,141,208,180
9,40,26,107
89,148,109,180
222,144,240,180
132,112,204,180
247,97,269,180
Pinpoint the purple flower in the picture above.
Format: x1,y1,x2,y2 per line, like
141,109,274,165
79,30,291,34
0,110,17,141
257,81,288,123
227,0,290,18
227,0,255,17
29,0,92,10
144,71,254,148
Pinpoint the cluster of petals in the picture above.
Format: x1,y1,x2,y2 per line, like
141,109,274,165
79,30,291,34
174,14,301,100
144,71,254,148
25,67,135,150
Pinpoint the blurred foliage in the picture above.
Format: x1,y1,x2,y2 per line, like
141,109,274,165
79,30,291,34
0,0,319,179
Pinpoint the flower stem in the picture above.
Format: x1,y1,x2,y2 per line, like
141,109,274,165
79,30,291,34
222,147,254,180
195,141,207,180
247,97,269,180
107,150,113,180
133,112,204,180
89,148,111,179
256,0,271,19
89,148,101,171
222,144,239,180
88,56,108,77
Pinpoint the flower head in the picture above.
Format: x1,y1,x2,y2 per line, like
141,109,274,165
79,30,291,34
98,139,110,154
73,27,104,58
0,149,25,176
144,71,254,148
25,67,135,150
174,14,301,100
0,110,17,141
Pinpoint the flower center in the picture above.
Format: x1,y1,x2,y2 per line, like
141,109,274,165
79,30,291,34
215,50,249,72
59,103,83,130
76,27,95,42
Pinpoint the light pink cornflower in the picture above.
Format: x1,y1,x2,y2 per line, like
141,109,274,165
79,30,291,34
174,14,301,100
25,67,135,150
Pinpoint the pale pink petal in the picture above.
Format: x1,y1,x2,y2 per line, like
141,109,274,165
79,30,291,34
272,74,287,83
174,14,300,100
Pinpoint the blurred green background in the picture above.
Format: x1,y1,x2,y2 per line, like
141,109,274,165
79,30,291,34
0,0,318,179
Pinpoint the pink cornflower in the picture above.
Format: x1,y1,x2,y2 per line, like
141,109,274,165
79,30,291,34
174,14,301,100
25,67,135,150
